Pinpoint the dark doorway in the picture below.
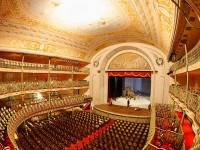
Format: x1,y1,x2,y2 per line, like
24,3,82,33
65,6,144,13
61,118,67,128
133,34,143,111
108,76,122,98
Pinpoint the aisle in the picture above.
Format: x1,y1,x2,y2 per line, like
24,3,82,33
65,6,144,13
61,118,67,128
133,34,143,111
67,120,115,150
176,112,195,150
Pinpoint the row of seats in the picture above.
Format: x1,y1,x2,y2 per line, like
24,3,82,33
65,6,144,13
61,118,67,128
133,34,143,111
16,111,150,150
3,94,91,149
16,111,110,150
81,120,150,150
155,103,175,118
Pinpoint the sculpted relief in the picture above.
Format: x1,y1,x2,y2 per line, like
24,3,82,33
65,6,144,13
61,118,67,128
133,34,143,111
108,53,151,70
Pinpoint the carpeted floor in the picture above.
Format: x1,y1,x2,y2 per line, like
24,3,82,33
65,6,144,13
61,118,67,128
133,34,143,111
176,111,195,150
67,120,116,150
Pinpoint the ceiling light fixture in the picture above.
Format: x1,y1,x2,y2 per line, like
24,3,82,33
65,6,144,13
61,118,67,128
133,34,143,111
54,0,111,25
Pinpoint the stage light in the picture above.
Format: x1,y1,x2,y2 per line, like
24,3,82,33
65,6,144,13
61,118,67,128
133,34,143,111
37,93,43,100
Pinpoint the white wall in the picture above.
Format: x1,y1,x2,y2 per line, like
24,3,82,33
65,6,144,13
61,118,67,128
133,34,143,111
90,42,170,105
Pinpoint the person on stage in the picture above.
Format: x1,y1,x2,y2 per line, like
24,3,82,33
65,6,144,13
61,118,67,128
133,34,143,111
127,99,130,107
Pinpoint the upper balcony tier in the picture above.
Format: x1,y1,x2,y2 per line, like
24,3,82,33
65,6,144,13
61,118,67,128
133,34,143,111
169,40,200,75
0,58,90,74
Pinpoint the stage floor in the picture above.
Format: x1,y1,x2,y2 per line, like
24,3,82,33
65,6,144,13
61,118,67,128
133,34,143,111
94,104,151,117
112,96,150,109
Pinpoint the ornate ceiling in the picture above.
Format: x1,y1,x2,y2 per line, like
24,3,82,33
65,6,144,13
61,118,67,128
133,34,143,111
0,0,175,61
108,53,151,70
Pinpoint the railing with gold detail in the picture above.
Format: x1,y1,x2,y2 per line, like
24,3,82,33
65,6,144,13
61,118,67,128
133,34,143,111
73,66,90,73
170,84,200,149
7,95,92,150
0,80,89,96
0,58,89,73
169,85,200,106
51,65,72,72
143,103,184,150
169,40,200,72
0,58,22,69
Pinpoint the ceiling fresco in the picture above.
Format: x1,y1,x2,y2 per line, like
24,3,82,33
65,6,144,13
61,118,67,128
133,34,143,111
0,0,176,60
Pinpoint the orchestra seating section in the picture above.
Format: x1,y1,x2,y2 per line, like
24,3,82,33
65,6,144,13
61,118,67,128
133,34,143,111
15,111,150,150
0,94,92,149
0,101,187,150
82,120,150,150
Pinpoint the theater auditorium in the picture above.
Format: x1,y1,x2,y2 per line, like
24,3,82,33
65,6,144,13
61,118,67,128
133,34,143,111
0,0,200,150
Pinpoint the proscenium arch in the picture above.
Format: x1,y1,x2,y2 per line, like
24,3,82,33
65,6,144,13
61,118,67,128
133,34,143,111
90,42,169,105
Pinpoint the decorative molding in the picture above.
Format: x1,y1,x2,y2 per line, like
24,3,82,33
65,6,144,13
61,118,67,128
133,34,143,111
108,53,151,70
0,36,85,59
156,58,164,66
0,0,175,58
93,61,99,68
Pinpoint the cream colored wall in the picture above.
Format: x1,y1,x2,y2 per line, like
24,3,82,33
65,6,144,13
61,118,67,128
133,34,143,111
90,42,170,106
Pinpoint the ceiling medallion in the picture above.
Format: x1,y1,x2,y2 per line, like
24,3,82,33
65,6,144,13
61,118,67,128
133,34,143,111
156,58,164,66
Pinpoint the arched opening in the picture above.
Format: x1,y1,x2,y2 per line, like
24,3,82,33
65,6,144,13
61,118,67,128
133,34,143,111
90,42,169,106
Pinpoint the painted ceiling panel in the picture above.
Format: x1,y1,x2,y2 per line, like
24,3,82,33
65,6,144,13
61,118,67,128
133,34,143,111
0,0,176,60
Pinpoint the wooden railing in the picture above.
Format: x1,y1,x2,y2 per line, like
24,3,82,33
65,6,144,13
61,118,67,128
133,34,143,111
169,40,200,72
7,95,92,150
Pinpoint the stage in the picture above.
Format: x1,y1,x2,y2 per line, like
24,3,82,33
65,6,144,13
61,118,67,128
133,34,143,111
93,104,151,123
112,96,150,109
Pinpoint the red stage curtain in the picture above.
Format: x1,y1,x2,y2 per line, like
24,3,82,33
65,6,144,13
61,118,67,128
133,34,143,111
108,71,151,77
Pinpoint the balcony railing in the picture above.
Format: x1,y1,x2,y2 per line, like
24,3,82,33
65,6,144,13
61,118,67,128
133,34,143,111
73,66,90,73
51,65,72,72
0,58,89,73
169,84,200,117
0,58,22,69
170,84,200,150
0,80,89,95
169,40,200,72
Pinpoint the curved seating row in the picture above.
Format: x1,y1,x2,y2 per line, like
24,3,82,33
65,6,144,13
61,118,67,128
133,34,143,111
6,94,92,149
16,111,109,150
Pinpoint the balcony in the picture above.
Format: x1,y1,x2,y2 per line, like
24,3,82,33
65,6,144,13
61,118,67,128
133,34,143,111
169,85,200,134
169,40,200,75
0,80,89,99
0,58,89,74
